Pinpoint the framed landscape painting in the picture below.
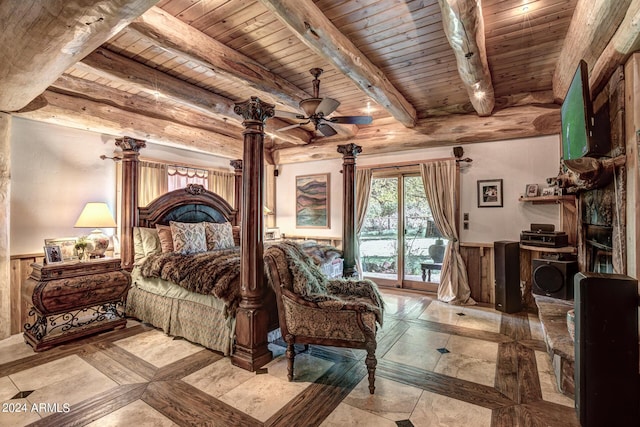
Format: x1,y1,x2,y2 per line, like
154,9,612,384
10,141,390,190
296,173,330,228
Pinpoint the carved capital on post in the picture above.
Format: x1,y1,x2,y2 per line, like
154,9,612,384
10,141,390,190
117,136,145,271
230,159,243,171
115,136,146,153
234,96,275,124
337,143,362,160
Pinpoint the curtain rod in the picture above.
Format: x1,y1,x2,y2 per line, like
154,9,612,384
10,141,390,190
360,156,472,171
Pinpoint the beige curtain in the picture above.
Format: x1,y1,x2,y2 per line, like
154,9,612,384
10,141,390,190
355,169,372,278
208,170,235,206
420,160,475,305
138,161,168,207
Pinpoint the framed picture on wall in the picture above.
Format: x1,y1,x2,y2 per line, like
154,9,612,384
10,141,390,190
477,179,503,208
295,173,330,228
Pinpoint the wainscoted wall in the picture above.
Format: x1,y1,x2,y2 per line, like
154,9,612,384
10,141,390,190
9,254,43,335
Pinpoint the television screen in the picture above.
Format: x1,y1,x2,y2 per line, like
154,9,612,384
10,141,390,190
561,60,593,161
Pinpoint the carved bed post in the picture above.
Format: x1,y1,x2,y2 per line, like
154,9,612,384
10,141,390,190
338,143,362,278
230,159,243,227
116,136,146,271
232,97,274,371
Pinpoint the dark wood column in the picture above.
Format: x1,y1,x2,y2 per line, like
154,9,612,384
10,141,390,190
231,97,274,371
337,143,362,278
230,159,243,227
116,136,146,271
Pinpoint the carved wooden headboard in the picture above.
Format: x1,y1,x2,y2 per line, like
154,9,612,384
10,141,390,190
137,184,237,228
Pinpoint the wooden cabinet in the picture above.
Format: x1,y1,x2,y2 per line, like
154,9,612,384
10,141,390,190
22,258,130,351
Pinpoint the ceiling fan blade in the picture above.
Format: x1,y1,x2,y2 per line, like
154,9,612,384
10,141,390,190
330,115,373,125
276,123,303,132
317,123,337,137
274,110,305,119
316,97,340,116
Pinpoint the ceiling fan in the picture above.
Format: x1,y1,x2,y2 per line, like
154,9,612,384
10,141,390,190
275,68,373,137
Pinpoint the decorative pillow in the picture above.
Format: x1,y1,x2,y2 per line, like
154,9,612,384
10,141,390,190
133,227,161,262
170,221,207,254
204,222,235,250
156,224,174,253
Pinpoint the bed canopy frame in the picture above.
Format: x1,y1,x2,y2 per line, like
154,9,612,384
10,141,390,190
116,96,362,372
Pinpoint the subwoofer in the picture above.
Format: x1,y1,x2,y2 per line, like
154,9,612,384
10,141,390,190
494,241,521,313
531,259,577,299
574,272,639,426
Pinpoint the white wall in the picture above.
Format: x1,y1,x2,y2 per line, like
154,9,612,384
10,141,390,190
10,117,234,255
275,135,562,244
11,118,118,255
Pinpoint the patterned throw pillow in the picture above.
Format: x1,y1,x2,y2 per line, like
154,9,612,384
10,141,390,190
170,221,207,254
204,222,235,250
156,224,174,253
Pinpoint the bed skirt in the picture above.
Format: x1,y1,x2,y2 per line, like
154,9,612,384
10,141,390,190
126,285,235,355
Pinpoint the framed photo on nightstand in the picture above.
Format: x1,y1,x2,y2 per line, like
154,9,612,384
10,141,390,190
44,245,64,264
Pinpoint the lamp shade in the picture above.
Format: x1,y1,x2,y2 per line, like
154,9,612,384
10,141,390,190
74,202,117,228
75,202,117,258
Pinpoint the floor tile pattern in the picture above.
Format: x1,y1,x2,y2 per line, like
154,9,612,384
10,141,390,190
0,289,579,426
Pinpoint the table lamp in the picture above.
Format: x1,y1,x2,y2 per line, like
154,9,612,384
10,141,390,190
74,202,117,258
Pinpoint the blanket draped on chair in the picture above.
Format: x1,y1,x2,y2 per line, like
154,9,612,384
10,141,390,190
264,241,384,326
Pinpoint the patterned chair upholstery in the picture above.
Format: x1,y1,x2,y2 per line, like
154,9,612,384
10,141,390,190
264,242,384,394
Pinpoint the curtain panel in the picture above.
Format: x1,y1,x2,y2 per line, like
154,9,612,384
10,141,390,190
420,160,475,305
138,161,168,207
355,168,372,279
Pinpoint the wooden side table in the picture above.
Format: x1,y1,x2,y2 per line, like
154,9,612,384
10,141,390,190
22,258,131,351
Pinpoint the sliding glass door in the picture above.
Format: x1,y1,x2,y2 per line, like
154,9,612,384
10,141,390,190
360,171,440,292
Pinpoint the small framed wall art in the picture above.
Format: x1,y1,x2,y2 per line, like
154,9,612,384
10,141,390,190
477,179,503,208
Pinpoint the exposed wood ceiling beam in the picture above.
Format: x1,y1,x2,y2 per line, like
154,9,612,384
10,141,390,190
50,74,243,139
15,90,243,158
128,7,309,111
0,0,158,112
273,104,560,164
258,0,417,128
438,0,494,116
590,0,640,95
75,48,311,145
553,0,631,101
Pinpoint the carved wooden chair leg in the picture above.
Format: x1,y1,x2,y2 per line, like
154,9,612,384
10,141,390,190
365,339,377,394
285,337,295,382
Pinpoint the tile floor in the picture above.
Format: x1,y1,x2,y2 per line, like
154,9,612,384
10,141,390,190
0,289,578,426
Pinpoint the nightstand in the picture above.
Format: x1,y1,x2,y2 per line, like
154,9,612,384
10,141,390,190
22,258,131,351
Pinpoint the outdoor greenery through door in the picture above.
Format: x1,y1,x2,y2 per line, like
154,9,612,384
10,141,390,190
360,171,443,291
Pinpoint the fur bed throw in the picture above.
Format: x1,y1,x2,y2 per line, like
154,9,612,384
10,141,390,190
140,247,242,317
265,242,384,326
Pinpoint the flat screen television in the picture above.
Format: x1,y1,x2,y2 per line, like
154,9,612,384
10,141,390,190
561,60,609,163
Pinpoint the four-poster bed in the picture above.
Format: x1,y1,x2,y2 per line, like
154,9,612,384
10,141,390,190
116,101,366,371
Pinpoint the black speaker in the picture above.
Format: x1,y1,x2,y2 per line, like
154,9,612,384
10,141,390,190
574,272,639,426
494,241,521,313
531,259,577,299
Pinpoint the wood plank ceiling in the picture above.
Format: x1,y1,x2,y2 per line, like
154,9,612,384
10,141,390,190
3,0,638,164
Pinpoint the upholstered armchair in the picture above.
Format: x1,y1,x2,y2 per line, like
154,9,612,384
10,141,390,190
264,242,384,394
